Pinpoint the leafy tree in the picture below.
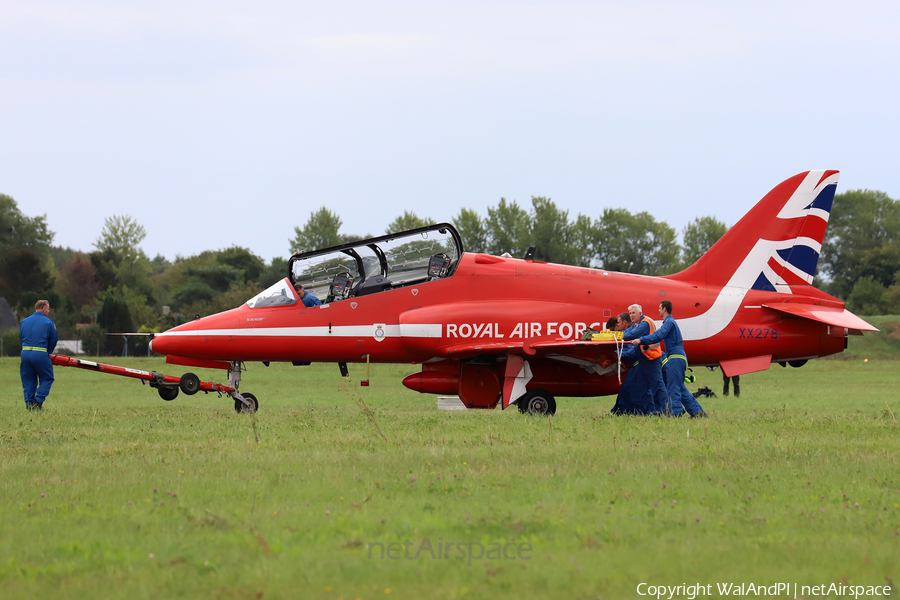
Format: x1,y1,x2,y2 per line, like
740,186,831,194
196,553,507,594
341,233,369,244
529,197,596,265
883,277,900,315
682,216,728,266
54,253,100,308
290,207,343,253
97,294,134,355
178,283,260,321
595,209,682,275
257,257,289,289
170,281,218,308
216,246,265,284
0,193,54,257
855,243,900,291
0,249,54,308
149,254,172,276
1,329,22,357
529,197,568,263
94,215,147,261
846,276,888,315
385,211,434,235
486,199,532,258
77,323,105,356
0,194,55,305
88,249,120,291
820,190,900,299
452,208,488,254
646,220,681,275
568,214,598,268
50,246,76,271
181,263,245,292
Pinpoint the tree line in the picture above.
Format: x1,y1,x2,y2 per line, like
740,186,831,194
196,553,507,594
1,189,898,356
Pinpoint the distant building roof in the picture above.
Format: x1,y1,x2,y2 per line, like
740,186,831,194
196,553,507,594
0,297,18,332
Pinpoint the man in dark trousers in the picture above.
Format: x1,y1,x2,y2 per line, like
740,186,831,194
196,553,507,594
723,371,740,397
628,300,707,417
610,312,651,415
622,304,666,415
19,299,59,410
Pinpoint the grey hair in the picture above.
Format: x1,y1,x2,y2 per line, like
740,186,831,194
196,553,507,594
628,303,642,313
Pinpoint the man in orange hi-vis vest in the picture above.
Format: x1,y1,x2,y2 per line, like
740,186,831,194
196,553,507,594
622,303,666,415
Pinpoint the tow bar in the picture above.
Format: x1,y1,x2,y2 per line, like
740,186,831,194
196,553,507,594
48,354,256,411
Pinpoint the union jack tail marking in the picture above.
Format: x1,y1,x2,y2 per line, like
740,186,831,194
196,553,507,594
668,170,839,294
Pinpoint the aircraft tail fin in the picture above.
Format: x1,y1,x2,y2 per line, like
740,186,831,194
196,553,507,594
667,170,839,292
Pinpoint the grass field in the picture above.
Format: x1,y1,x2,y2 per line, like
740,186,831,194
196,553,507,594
1,351,899,599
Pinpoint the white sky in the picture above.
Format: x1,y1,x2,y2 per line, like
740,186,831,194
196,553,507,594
2,0,898,262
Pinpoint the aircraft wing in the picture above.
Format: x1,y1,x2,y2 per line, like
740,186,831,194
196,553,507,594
762,302,878,332
435,338,623,363
434,338,627,410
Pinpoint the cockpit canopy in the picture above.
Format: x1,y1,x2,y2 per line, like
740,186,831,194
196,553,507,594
246,278,297,308
288,223,463,304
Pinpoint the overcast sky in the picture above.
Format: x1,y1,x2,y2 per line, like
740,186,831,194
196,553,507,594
2,0,898,262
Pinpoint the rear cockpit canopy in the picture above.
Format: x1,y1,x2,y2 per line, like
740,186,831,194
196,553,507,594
288,223,463,303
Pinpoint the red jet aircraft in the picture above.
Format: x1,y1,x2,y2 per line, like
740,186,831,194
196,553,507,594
149,170,876,414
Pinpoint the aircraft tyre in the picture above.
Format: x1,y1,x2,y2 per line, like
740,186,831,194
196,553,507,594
179,372,201,395
517,389,557,416
234,392,258,414
158,386,179,401
788,360,808,368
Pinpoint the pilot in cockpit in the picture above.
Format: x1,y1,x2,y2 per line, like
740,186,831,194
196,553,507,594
293,283,322,308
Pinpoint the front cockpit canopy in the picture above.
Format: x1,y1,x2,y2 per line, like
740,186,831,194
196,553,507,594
288,223,463,303
246,278,297,308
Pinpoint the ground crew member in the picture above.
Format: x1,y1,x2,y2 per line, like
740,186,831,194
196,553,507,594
610,312,651,415
19,299,59,411
722,371,740,397
629,300,707,417
622,304,665,415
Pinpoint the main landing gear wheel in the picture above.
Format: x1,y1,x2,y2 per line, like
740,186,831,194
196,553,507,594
158,386,179,401
517,389,557,416
179,372,201,395
234,392,258,414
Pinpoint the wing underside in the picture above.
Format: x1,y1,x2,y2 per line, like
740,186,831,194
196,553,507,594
435,338,624,362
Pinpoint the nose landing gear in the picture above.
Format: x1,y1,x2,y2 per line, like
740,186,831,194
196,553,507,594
234,392,259,413
227,361,259,413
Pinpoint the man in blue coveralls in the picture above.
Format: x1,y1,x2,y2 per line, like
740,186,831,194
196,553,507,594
628,300,707,417
293,283,322,308
622,304,667,415
19,299,59,411
609,313,646,415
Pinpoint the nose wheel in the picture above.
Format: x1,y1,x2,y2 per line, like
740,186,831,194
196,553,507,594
233,392,258,413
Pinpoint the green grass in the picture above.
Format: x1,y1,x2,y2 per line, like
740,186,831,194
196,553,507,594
1,356,898,600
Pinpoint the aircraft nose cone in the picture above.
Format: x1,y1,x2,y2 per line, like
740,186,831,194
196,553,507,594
150,310,241,359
